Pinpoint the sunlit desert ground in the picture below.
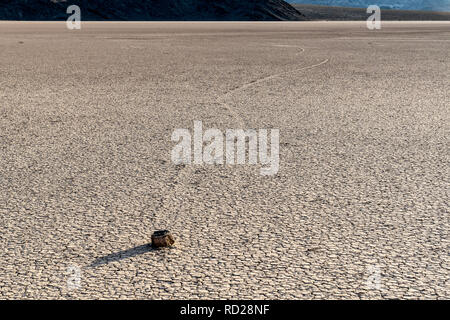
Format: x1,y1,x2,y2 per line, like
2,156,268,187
0,21,448,299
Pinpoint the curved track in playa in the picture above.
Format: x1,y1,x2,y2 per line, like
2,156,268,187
161,44,329,233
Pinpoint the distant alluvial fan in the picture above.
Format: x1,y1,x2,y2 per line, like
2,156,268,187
289,0,450,11
0,0,306,20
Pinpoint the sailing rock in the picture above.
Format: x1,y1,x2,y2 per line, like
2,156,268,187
151,230,175,248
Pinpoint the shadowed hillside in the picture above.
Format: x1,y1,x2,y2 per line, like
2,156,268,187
0,0,305,21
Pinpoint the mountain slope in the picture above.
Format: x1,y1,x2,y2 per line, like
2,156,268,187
0,0,306,21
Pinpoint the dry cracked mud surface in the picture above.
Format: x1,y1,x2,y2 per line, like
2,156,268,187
0,21,449,299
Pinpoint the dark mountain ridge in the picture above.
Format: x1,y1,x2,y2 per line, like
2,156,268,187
0,0,306,21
